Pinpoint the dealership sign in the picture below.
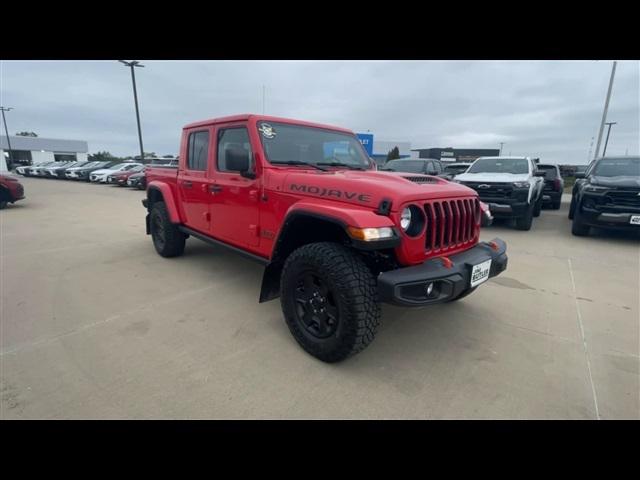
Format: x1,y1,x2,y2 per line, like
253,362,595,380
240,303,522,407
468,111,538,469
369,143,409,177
356,133,374,156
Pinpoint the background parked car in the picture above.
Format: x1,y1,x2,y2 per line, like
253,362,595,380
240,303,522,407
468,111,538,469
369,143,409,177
0,173,26,209
90,163,143,183
444,162,472,178
568,156,640,236
380,158,453,179
48,161,88,178
126,170,147,189
536,163,564,209
69,161,119,181
107,165,145,185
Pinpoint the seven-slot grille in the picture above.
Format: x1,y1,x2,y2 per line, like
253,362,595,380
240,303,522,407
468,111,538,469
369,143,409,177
424,198,480,252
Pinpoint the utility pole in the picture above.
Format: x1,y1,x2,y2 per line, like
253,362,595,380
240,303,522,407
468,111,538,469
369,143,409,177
118,60,145,163
0,106,14,168
593,61,617,161
602,121,617,157
587,136,595,162
499,142,505,155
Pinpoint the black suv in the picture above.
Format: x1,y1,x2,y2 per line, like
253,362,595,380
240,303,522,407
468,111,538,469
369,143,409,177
537,163,564,210
569,156,640,236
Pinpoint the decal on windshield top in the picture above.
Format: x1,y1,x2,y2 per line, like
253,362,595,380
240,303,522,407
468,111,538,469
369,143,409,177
259,123,276,139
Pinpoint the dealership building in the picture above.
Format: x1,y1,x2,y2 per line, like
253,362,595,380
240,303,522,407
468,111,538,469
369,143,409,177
1,135,89,167
411,147,500,163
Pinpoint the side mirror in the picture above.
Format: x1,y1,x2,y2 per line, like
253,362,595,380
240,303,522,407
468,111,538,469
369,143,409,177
225,148,253,177
574,172,585,179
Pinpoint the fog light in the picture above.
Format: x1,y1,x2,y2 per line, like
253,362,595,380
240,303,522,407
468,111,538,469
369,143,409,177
425,282,434,296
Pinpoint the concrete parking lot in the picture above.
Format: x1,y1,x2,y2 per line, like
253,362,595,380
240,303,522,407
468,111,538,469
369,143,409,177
1,177,638,419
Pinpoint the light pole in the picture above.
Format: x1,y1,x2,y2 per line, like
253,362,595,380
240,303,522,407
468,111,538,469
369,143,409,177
0,106,14,168
118,60,145,163
593,61,617,161
602,122,617,157
499,142,505,155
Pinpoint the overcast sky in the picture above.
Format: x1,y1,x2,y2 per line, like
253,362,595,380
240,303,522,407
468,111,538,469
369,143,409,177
1,60,638,164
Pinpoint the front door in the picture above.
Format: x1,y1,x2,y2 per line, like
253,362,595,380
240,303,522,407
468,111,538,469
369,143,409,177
179,128,213,234
209,125,260,247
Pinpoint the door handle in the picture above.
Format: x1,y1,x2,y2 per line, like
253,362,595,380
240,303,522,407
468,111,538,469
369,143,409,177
183,180,193,188
209,185,223,194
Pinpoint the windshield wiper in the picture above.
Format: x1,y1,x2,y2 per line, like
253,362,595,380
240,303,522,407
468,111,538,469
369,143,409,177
316,162,366,170
270,160,328,171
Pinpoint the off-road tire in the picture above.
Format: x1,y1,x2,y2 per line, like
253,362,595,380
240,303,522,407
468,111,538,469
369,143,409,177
533,195,543,217
150,201,186,257
0,200,7,210
571,205,591,236
515,204,534,231
280,242,381,363
552,197,562,210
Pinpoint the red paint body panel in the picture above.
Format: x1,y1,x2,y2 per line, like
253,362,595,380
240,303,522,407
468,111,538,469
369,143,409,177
145,114,483,266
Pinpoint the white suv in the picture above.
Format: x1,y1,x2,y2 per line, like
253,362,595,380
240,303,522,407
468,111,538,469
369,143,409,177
455,156,546,230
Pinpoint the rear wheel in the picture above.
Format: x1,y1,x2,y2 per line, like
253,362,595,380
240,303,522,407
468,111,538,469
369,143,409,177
150,201,186,257
552,197,562,210
280,242,380,363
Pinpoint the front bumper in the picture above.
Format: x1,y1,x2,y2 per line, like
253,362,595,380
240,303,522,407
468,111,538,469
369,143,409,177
378,238,508,306
580,207,640,230
482,200,529,217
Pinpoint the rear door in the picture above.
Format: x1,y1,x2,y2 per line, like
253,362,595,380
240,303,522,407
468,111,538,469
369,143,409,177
178,128,213,234
209,124,260,247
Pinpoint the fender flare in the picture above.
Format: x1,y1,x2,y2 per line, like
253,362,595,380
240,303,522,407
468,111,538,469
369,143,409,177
146,181,180,224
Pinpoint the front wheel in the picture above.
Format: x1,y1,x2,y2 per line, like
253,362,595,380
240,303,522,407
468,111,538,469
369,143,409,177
533,195,543,217
571,206,591,236
515,204,534,231
568,196,576,219
280,242,381,363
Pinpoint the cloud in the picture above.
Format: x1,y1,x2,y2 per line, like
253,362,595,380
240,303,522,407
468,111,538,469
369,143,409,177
1,60,638,163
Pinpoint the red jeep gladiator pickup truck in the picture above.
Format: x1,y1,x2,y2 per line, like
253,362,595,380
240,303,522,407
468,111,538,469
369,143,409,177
143,114,508,362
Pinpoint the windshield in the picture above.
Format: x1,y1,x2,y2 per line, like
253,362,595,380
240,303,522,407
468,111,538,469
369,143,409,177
593,157,640,177
537,164,558,179
467,158,529,174
258,121,371,169
445,165,469,172
382,160,425,173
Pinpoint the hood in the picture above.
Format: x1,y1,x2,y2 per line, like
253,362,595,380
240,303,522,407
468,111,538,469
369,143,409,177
266,168,477,211
590,175,640,189
454,172,530,183
91,168,115,175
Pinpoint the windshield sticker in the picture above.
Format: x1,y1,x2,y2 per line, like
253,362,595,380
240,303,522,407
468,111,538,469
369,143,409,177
259,123,276,139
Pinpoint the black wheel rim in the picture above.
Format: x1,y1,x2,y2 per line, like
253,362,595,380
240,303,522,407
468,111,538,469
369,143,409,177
293,271,339,339
152,213,166,250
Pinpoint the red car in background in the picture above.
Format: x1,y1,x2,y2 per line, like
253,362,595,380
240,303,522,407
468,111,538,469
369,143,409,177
107,165,145,186
0,173,26,209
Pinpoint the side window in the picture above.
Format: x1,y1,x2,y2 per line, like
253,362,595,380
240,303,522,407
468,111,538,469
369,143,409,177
187,130,210,171
433,161,443,173
217,127,253,173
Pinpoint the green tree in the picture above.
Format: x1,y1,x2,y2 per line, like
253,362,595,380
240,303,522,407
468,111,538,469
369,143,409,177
386,146,400,162
16,131,38,137
88,151,121,162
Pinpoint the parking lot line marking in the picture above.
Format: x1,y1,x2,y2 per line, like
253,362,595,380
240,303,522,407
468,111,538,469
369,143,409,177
568,258,601,420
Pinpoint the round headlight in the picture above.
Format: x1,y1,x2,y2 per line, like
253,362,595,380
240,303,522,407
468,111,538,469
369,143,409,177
400,207,412,230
